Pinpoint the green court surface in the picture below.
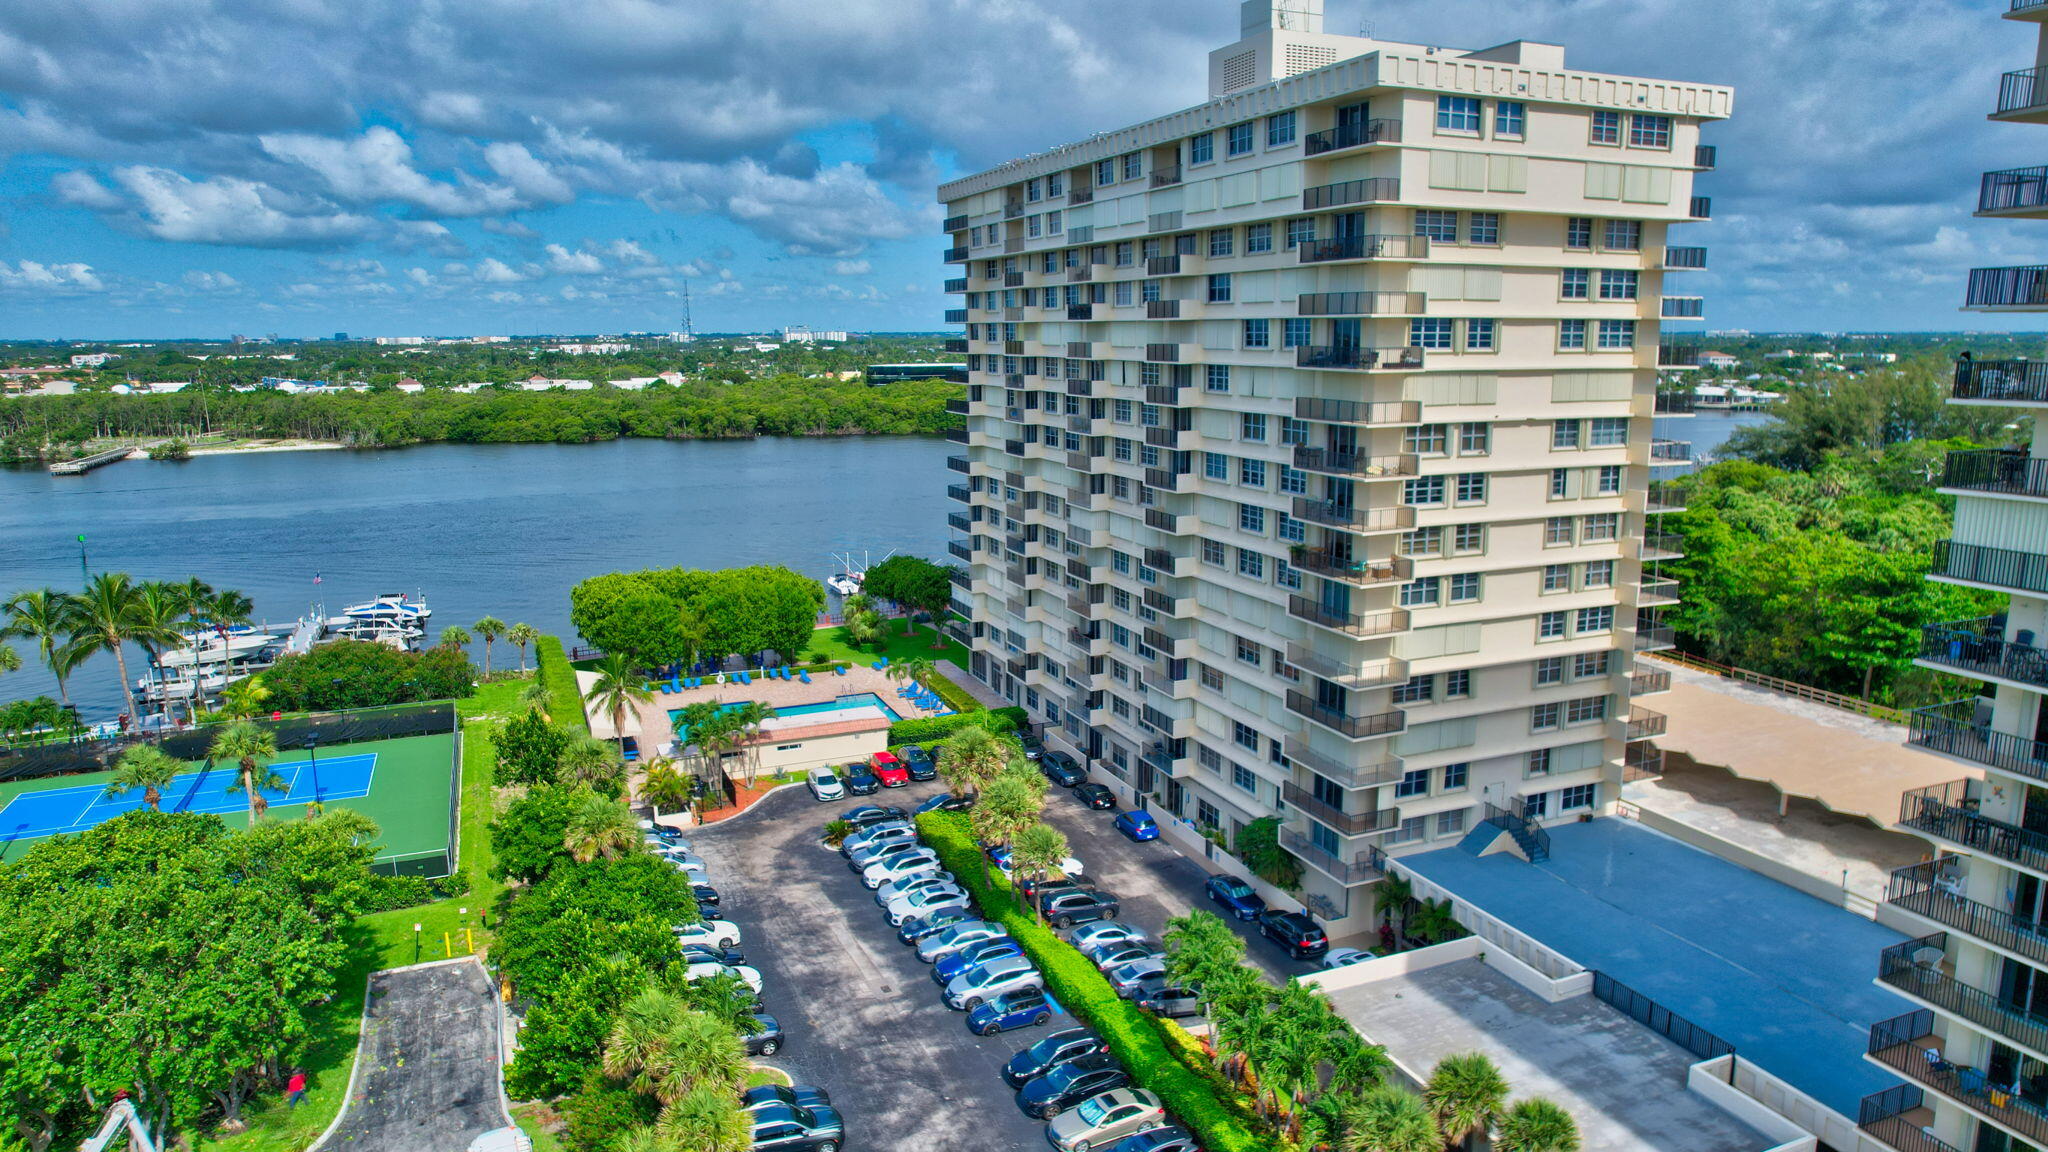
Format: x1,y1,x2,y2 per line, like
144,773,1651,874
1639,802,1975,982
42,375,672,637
0,732,457,875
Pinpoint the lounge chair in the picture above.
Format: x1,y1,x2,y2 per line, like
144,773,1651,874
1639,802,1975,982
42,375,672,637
737,670,750,685
834,665,847,676
875,658,888,670
799,670,812,684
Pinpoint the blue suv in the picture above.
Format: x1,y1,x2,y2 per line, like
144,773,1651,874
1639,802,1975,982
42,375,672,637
967,987,1053,1036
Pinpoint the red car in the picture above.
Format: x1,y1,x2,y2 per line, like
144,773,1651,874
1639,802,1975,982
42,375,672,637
872,751,911,788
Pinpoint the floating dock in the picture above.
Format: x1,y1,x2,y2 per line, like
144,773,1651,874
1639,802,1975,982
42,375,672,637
48,446,139,475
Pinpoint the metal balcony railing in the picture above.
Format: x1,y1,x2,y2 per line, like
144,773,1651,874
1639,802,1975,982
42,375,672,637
1296,345,1425,371
1858,1085,1959,1152
943,247,969,263
1966,266,2048,308
1282,645,1407,689
1868,1008,2048,1149
1630,668,1671,696
1694,144,1717,170
945,484,970,504
1933,539,2048,594
1144,343,1181,363
1638,576,1680,606
1304,118,1403,155
1650,439,1693,462
944,276,968,292
1151,164,1182,188
1880,932,2048,1056
1285,692,1405,740
1290,499,1416,534
1919,616,2048,688
1910,700,2048,781
1282,736,1403,788
943,308,968,323
1287,597,1408,637
1688,196,1711,219
1942,448,2048,498
1279,827,1385,885
1298,291,1426,315
1635,625,1677,652
1660,296,1705,319
942,215,968,233
1290,550,1412,586
1290,448,1417,479
1303,178,1401,210
1953,357,2048,402
1297,234,1428,264
1662,246,1708,270
2001,66,2048,115
1658,343,1702,368
946,455,970,474
1654,391,1697,414
1899,779,2048,875
1888,860,2048,970
1294,397,1421,426
1980,166,2048,214
1625,707,1667,741
1282,783,1399,835
1147,299,1181,319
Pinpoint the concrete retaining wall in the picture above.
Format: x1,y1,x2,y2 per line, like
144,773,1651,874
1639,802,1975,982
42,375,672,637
1391,860,1585,981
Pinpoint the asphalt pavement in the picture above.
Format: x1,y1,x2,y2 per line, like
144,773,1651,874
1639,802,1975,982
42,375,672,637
318,958,508,1152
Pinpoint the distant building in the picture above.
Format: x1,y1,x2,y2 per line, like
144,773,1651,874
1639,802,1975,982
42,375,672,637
333,332,350,341
1698,351,1740,369
866,363,968,385
784,326,851,343
395,378,426,393
549,342,630,355
373,336,428,346
69,353,117,368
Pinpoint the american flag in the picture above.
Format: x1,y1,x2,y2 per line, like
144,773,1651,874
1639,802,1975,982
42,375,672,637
312,573,322,585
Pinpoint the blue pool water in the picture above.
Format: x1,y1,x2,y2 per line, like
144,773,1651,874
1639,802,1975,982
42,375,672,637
668,692,902,737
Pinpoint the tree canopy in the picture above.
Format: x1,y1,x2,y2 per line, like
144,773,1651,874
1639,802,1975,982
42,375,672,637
570,565,824,666
257,639,475,711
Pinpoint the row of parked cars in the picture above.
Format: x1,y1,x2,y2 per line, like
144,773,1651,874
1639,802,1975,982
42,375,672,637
805,744,940,800
646,824,847,1152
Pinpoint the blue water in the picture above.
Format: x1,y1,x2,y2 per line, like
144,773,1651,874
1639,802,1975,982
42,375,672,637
669,692,902,737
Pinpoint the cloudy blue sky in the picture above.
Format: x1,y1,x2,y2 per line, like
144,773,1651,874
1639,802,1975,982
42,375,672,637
0,0,2038,339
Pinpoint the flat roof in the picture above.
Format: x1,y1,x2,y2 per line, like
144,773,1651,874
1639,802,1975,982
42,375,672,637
1323,958,1767,1152
1399,818,1916,1116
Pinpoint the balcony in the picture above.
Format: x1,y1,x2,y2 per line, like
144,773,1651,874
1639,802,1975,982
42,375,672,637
944,427,969,445
1291,447,1417,480
943,247,969,263
1145,426,1187,449
1660,296,1705,319
1624,707,1667,741
943,277,968,293
1688,196,1711,220
1290,499,1415,534
1144,343,1181,363
1304,118,1403,155
945,398,970,416
1066,304,1093,321
1869,1009,2048,1149
1151,164,1182,188
1899,780,2048,875
1911,700,2048,782
1654,390,1697,415
1282,783,1400,835
1298,291,1426,316
1296,345,1425,371
1919,617,2048,689
1146,254,1186,276
1979,166,2048,218
947,511,973,533
1630,668,1672,696
1954,357,2048,403
1880,932,2048,1057
1694,144,1717,170
1147,299,1181,319
1068,265,1094,284
946,454,971,474
1657,343,1702,369
947,540,974,562
1624,742,1664,781
1858,1085,1955,1152
1285,692,1405,740
1635,624,1677,652
1639,576,1680,606
1143,508,1186,533
1643,533,1684,561
942,215,968,233
1298,234,1429,264
1143,467,1185,491
1647,481,1688,514
1932,539,2048,594
1966,266,2048,310
1999,66,2048,120
949,567,970,590
1289,550,1413,587
1288,597,1408,637
946,483,971,503
1303,178,1401,210
1069,186,1093,205
1280,827,1385,885
1283,736,1403,788
1283,644,1408,689
1650,439,1693,464
1943,448,2048,499
943,308,968,323
1662,246,1708,270
2016,0,2048,19
1888,860,2048,969
1296,397,1422,426
1143,385,1183,407
943,338,969,354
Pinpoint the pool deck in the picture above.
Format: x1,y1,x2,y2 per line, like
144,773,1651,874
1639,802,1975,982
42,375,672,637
585,662,950,748
1399,818,1917,1118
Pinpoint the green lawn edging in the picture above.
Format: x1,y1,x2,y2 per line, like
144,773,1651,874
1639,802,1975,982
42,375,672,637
534,635,588,733
915,812,1273,1152
886,705,1026,746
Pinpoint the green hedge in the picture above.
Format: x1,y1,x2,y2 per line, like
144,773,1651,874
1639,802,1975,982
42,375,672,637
535,635,589,733
886,705,1027,746
921,667,982,713
915,812,1273,1152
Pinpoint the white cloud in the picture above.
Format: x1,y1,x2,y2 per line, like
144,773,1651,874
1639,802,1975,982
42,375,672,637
105,167,377,248
605,239,657,264
830,259,871,275
474,258,526,283
52,169,124,210
181,270,239,290
0,260,104,292
482,142,575,204
544,243,604,274
258,126,523,217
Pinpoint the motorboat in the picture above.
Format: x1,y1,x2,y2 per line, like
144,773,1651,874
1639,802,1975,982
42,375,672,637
324,617,424,650
827,572,863,597
341,593,430,623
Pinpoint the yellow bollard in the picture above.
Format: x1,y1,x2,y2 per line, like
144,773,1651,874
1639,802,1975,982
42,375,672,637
444,930,452,958
465,927,475,955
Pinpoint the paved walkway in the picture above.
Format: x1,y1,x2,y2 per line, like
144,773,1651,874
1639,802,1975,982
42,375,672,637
582,662,950,747
318,959,508,1152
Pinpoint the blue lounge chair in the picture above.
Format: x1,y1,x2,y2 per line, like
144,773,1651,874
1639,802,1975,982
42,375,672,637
799,669,812,684
668,678,681,693
875,658,888,670
834,665,847,676
737,670,751,685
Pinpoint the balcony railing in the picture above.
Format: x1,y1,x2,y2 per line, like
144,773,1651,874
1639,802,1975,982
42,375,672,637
1647,481,1688,514
1285,692,1404,740
945,483,970,503
1144,343,1181,363
1966,266,2048,309
1933,539,2048,594
946,454,971,474
1688,196,1711,219
1954,357,2048,403
1663,246,1708,270
2001,66,2048,115
1643,533,1684,560
942,215,968,233
1287,597,1408,637
1143,467,1185,491
1910,699,2048,781
947,540,973,562
1283,736,1403,788
1298,234,1428,264
1658,344,1702,368
1296,345,1425,371
947,511,972,533
1302,178,1401,210
1694,144,1717,170
1625,707,1667,741
1283,644,1407,689
1630,668,1672,696
1650,439,1693,462
945,398,970,415
1980,166,2048,215
1635,625,1677,652
1888,860,2048,970
1639,576,1680,606
943,308,968,323
1290,550,1413,586
1279,827,1385,885
1290,499,1416,534
943,276,968,292
1067,304,1093,321
1291,448,1417,479
1304,118,1403,155
1919,617,2048,689
1881,931,2048,1057
1151,164,1182,188
1654,391,1698,414
1146,299,1182,320
1900,779,2048,874
1295,397,1422,425
1660,296,1705,319
944,427,969,444
1869,1008,2048,1149
1943,448,2048,498
943,247,969,263
1282,782,1399,835
1859,1085,1958,1152
1298,291,1426,316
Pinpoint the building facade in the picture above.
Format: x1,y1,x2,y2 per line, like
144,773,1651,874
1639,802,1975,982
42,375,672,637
1865,5,2048,1150
937,0,1728,936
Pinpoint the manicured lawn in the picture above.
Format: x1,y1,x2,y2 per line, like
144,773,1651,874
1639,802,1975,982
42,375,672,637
513,1104,568,1152
806,620,968,670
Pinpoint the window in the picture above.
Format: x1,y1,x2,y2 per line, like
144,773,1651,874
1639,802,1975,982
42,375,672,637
1279,515,1306,545
1596,320,1636,349
1047,210,1062,234
1403,476,1446,506
1283,317,1312,347
1208,273,1233,303
1464,318,1496,352
1240,413,1267,441
1232,762,1257,792
1113,399,1135,423
1026,178,1042,202
1452,523,1484,553
1239,458,1266,487
1590,417,1629,447
1122,151,1143,180
1247,222,1273,253
1550,468,1570,500
1394,675,1434,705
1406,423,1448,454
1267,110,1297,146
1026,215,1042,238
1449,572,1481,602
1567,695,1608,724
1455,472,1487,504
1560,783,1597,810
1227,122,1255,155
1114,439,1134,463
1545,516,1575,546
1542,563,1570,592
1595,465,1622,495
1495,100,1526,139
1209,228,1235,258
1396,768,1431,798
1207,363,1232,392
1598,269,1639,300
1566,217,1593,249
1582,560,1615,590
1189,132,1214,164
1116,281,1134,306
1590,109,1621,145
1559,319,1588,350
1528,749,1553,779
1278,465,1307,495
1237,549,1264,579
1280,418,1309,446
1437,95,1482,133
1400,577,1441,607
1115,241,1134,267
1573,651,1610,679
1285,218,1316,248
1436,808,1467,836
1402,526,1443,555
1242,318,1270,349
1538,610,1567,640
1629,113,1672,149
1411,317,1454,350
1095,159,1115,186
1468,212,1500,245
1561,269,1590,299
1531,703,1561,732
1535,657,1565,686
1443,761,1470,790
1141,279,1161,303
1204,452,1229,480
1553,420,1581,450
1231,721,1259,752
1049,173,1063,196
1202,539,1226,566
1603,219,1642,250
1415,210,1459,242
1576,605,1615,634
1583,513,1619,541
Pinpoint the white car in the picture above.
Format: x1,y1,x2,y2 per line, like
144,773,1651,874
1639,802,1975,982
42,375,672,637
886,885,971,926
1067,922,1146,952
942,953,1042,1009
875,872,958,907
674,920,743,949
916,921,1009,964
807,766,845,801
1321,947,1375,971
670,856,710,879
685,961,764,993
996,853,1084,881
844,825,918,864
862,849,943,888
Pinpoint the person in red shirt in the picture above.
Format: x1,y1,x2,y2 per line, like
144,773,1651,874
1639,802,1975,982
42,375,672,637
286,1071,307,1107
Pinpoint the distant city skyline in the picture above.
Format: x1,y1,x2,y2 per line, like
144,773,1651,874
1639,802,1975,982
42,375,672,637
0,0,2041,337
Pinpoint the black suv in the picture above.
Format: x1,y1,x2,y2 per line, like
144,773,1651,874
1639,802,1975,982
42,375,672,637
843,762,881,795
840,804,908,829
1016,1050,1130,1119
743,1012,785,1056
1003,1028,1108,1088
901,744,939,781
1255,909,1330,960
1041,887,1120,929
1039,752,1086,788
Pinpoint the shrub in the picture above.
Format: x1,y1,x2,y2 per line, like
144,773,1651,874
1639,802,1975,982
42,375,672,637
915,812,1273,1152
558,1072,659,1152
921,667,981,713
496,707,570,786
257,639,476,711
885,705,1026,745
535,635,588,732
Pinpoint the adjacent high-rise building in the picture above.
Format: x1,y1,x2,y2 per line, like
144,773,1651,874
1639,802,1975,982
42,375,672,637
1865,5,2048,1150
936,0,1728,938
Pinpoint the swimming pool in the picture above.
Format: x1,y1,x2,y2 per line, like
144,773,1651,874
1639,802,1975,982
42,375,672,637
668,692,902,737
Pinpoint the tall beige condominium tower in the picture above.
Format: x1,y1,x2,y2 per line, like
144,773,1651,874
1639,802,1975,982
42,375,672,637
935,0,1728,937
1864,4,2048,1150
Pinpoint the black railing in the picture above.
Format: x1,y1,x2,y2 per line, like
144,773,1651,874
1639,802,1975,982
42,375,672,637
1658,344,1701,368
1663,246,1708,269
945,483,970,503
1953,357,2048,402
1590,971,1732,1060
1859,1084,1959,1152
1287,597,1407,637
942,215,967,233
1910,700,2048,781
1067,304,1093,321
1302,178,1401,210
1919,617,2048,688
1899,780,2048,874
1688,196,1710,219
1966,266,2048,309
944,277,968,292
1880,931,2048,1057
944,247,969,263
1279,827,1384,884
944,427,969,444
1660,297,1705,319
1296,345,1424,371
1295,397,1421,425
1694,144,1717,170
1654,391,1697,414
1291,447,1416,478
1297,234,1425,264
1869,1008,2048,1149
1304,118,1403,155
1281,783,1399,835
1144,343,1180,363
1981,166,2048,214
2001,66,2047,115
946,454,970,474
1290,499,1415,533
2014,0,2048,14
1298,291,1424,316
1943,448,2048,498
1147,299,1181,319
943,308,968,323
1888,859,2048,969
1482,801,1551,864
1285,692,1404,739
1933,539,2048,594
1151,165,1182,188
1290,551,1412,585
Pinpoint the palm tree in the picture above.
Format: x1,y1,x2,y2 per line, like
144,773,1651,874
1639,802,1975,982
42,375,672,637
106,745,183,811
507,622,540,674
642,760,691,816
4,588,81,705
1263,1028,1327,1126
605,988,690,1096
0,644,16,675
518,679,551,719
1163,911,1246,989
1374,872,1413,932
212,721,283,823
725,700,776,783
1011,822,1069,922
1326,1033,1394,1095
219,674,271,720
1406,898,1462,947
561,734,627,797
131,581,193,707
613,1128,680,1152
198,586,252,719
67,572,180,719
473,616,506,676
1425,1053,1509,1150
936,724,1008,799
1493,1099,1579,1152
649,1011,748,1100
1195,962,1266,1037
585,651,653,755
1338,1085,1438,1152
656,1083,750,1152
563,789,641,862
439,624,472,651
887,655,936,691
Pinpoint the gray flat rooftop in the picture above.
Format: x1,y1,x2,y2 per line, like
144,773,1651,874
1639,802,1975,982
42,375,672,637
1324,959,1767,1152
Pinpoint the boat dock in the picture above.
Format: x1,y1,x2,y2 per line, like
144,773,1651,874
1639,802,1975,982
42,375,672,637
48,446,139,475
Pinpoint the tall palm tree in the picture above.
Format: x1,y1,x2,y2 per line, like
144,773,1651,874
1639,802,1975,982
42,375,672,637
642,760,692,816
106,745,182,811
506,622,540,674
1326,1033,1394,1095
1163,910,1246,989
66,572,180,720
613,1128,679,1152
1338,1085,1438,1152
561,734,627,797
3,588,81,705
1493,1099,1580,1152
563,789,640,862
1262,1028,1327,1125
439,624,472,651
1195,961,1267,1037
585,651,653,755
219,674,271,720
886,655,936,690
0,644,17,675
199,588,253,715
936,724,1008,799
212,721,283,823
604,988,690,1098
656,1083,750,1152
131,581,192,706
1425,1053,1509,1150
1011,822,1069,923
473,616,506,676
173,578,216,717
724,700,775,782
1374,872,1414,931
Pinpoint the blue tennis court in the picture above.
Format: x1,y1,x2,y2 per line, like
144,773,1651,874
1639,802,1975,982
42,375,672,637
0,752,378,840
